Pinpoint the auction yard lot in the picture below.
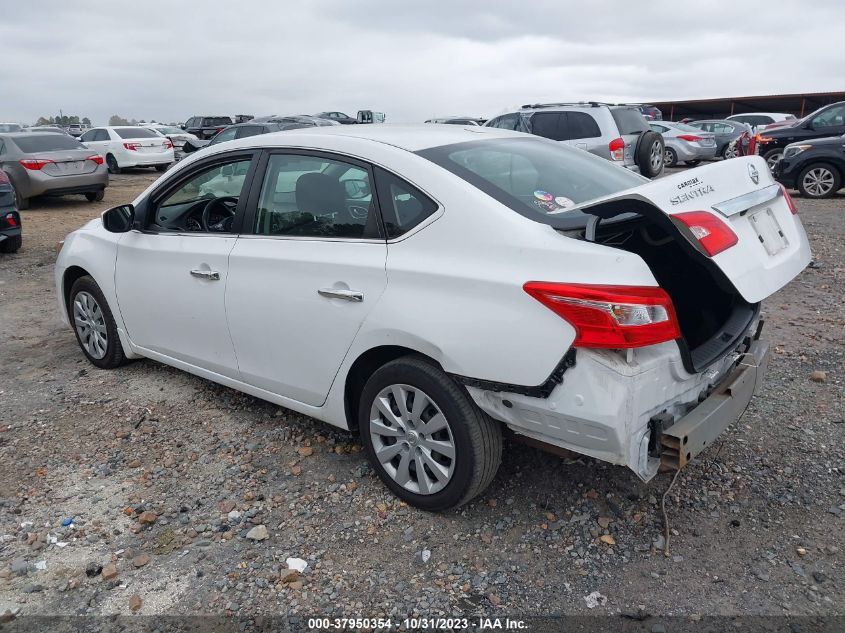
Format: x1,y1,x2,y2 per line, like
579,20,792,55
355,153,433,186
0,169,842,620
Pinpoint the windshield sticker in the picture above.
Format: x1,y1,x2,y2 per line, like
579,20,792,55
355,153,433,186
532,199,559,213
554,196,575,209
670,184,715,205
533,190,553,202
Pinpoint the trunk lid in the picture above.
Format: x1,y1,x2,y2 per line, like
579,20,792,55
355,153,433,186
582,156,811,303
35,149,99,176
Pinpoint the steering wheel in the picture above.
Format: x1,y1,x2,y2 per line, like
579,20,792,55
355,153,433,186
201,196,238,232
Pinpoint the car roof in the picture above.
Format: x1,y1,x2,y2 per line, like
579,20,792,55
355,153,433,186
209,123,521,153
727,112,791,117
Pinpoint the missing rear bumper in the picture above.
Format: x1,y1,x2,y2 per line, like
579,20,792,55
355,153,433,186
659,337,769,471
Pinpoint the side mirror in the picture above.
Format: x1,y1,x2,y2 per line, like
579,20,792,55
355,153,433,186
102,204,134,233
180,124,187,130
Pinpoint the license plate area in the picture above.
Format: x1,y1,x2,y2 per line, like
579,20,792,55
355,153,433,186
748,207,788,256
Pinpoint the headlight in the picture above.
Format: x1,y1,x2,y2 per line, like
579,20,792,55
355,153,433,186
783,144,812,159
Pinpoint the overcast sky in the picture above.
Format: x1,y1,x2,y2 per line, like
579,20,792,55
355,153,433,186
1,0,842,125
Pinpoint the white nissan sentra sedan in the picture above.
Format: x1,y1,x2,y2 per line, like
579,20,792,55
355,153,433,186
55,125,810,510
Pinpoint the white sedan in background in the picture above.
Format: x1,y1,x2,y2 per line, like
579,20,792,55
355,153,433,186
144,124,198,158
55,125,809,510
79,126,174,174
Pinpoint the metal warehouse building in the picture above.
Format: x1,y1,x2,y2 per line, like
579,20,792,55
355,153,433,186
652,90,845,122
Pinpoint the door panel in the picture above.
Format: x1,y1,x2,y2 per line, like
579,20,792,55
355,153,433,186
115,233,240,377
226,239,387,405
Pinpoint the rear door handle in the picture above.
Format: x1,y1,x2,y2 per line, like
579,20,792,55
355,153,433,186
318,288,363,302
190,269,220,280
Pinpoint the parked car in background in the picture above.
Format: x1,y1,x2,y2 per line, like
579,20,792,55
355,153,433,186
649,120,717,167
688,120,752,159
57,125,809,509
632,104,663,120
0,123,23,133
145,124,198,159
357,110,386,124
182,116,235,140
66,123,84,137
315,111,358,125
726,112,795,133
26,126,71,135
251,115,338,127
182,119,321,154
425,117,486,126
0,167,21,253
0,132,108,209
753,101,845,169
773,133,845,199
486,103,664,177
79,126,174,174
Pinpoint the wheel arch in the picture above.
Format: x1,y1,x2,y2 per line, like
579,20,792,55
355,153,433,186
62,265,93,314
343,345,443,432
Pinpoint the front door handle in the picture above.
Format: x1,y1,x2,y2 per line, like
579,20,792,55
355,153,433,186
318,288,363,302
190,269,220,281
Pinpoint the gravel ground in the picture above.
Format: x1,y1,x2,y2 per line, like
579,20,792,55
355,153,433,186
0,168,842,624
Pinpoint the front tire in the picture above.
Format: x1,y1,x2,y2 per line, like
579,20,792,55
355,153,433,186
68,276,127,369
797,163,841,199
85,190,104,202
359,356,502,511
106,154,121,175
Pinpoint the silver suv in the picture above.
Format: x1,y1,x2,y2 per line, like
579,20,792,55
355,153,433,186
485,102,664,177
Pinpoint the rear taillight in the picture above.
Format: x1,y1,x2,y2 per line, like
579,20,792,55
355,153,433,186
163,140,173,149
677,134,704,142
86,154,104,165
779,183,798,214
608,137,625,161
523,282,680,349
123,142,141,151
673,211,738,257
19,158,55,170
4,213,17,228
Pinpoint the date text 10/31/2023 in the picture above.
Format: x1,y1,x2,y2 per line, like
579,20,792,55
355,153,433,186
307,617,528,630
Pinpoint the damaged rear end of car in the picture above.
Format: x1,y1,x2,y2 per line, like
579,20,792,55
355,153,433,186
439,147,810,481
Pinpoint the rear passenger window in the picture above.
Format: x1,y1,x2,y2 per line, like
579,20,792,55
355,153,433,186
567,112,601,139
490,114,520,131
530,112,566,141
254,154,380,239
374,168,437,239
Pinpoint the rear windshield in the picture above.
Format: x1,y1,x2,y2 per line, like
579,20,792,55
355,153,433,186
670,122,705,133
417,137,645,229
114,127,158,139
610,108,649,134
202,117,232,126
11,135,84,152
0,124,22,133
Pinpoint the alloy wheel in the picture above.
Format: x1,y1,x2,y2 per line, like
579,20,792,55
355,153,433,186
369,384,456,495
73,291,108,359
766,151,783,169
649,141,663,173
802,167,836,197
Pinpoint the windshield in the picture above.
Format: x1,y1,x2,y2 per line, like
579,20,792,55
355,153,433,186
0,124,22,132
12,135,85,152
417,137,645,229
155,126,182,134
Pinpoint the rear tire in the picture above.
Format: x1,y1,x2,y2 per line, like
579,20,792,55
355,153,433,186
85,190,104,202
664,147,678,168
636,131,664,177
763,149,783,170
0,235,21,254
796,163,841,199
722,143,736,159
68,276,127,369
106,154,121,175
154,164,169,172
14,186,30,210
359,356,502,511
685,160,701,166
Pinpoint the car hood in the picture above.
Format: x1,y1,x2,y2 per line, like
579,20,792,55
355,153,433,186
786,134,845,148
